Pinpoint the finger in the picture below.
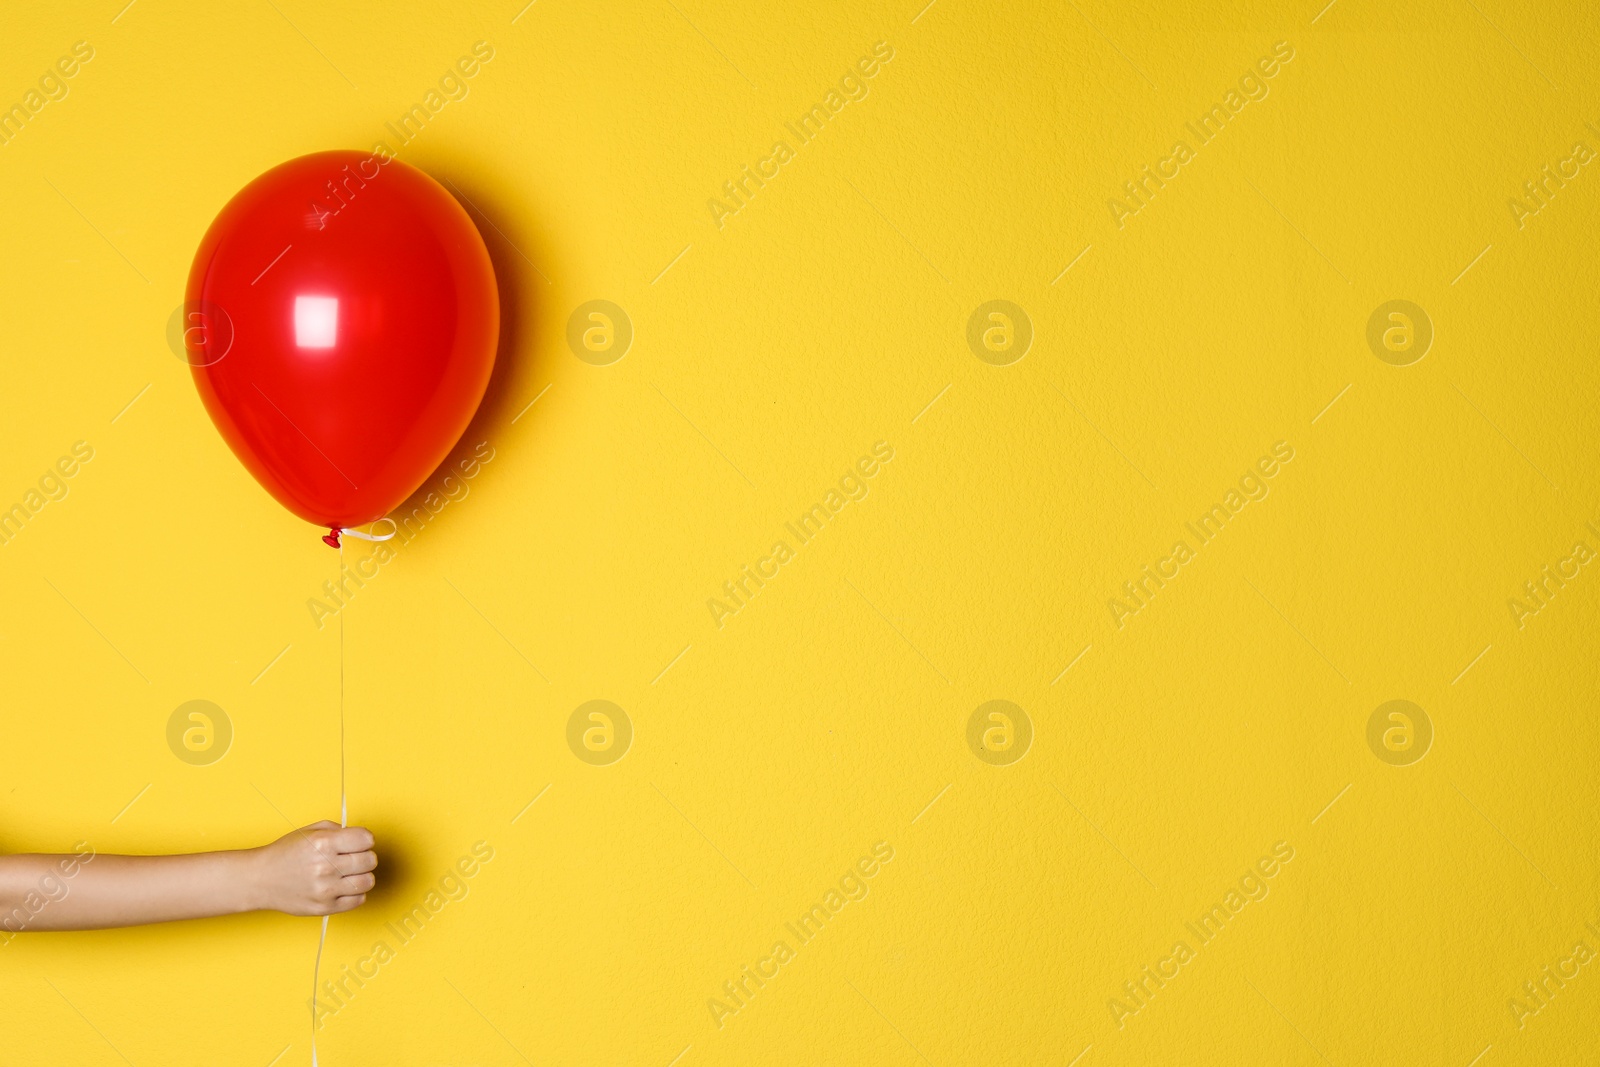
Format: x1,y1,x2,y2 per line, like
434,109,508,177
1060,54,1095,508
331,826,376,854
340,872,376,894
330,893,368,912
304,820,340,832
343,850,378,874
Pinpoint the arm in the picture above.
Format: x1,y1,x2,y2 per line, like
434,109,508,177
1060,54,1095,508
0,821,377,932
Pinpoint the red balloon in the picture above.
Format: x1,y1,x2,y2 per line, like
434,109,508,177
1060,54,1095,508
184,150,498,544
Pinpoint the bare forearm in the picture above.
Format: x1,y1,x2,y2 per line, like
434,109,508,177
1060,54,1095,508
0,822,375,933
0,850,258,931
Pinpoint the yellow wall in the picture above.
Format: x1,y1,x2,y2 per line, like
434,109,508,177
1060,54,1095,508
2,1,1598,1064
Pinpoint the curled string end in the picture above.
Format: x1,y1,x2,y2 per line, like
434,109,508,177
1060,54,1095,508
340,518,398,542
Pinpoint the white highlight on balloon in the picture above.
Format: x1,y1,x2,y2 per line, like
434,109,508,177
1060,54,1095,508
294,295,339,349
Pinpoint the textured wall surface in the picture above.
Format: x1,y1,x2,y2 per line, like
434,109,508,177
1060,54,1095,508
1,1,1597,1064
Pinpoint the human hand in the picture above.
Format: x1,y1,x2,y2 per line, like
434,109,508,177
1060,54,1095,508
250,821,377,916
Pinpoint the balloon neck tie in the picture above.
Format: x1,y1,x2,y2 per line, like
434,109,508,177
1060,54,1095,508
321,518,397,549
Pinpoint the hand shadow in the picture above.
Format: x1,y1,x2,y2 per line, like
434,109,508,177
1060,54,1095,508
360,816,412,909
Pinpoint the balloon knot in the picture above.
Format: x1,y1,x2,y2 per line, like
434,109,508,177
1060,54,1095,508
322,527,342,549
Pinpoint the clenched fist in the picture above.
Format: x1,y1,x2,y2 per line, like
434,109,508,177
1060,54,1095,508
249,822,378,916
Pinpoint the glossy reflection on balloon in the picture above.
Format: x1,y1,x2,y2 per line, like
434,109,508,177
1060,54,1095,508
294,295,339,349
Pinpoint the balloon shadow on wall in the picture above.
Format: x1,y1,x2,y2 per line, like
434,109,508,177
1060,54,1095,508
390,163,557,549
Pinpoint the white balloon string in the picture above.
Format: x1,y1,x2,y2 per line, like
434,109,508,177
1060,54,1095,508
339,518,397,542
312,541,350,1067
311,914,329,1067
339,533,347,827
